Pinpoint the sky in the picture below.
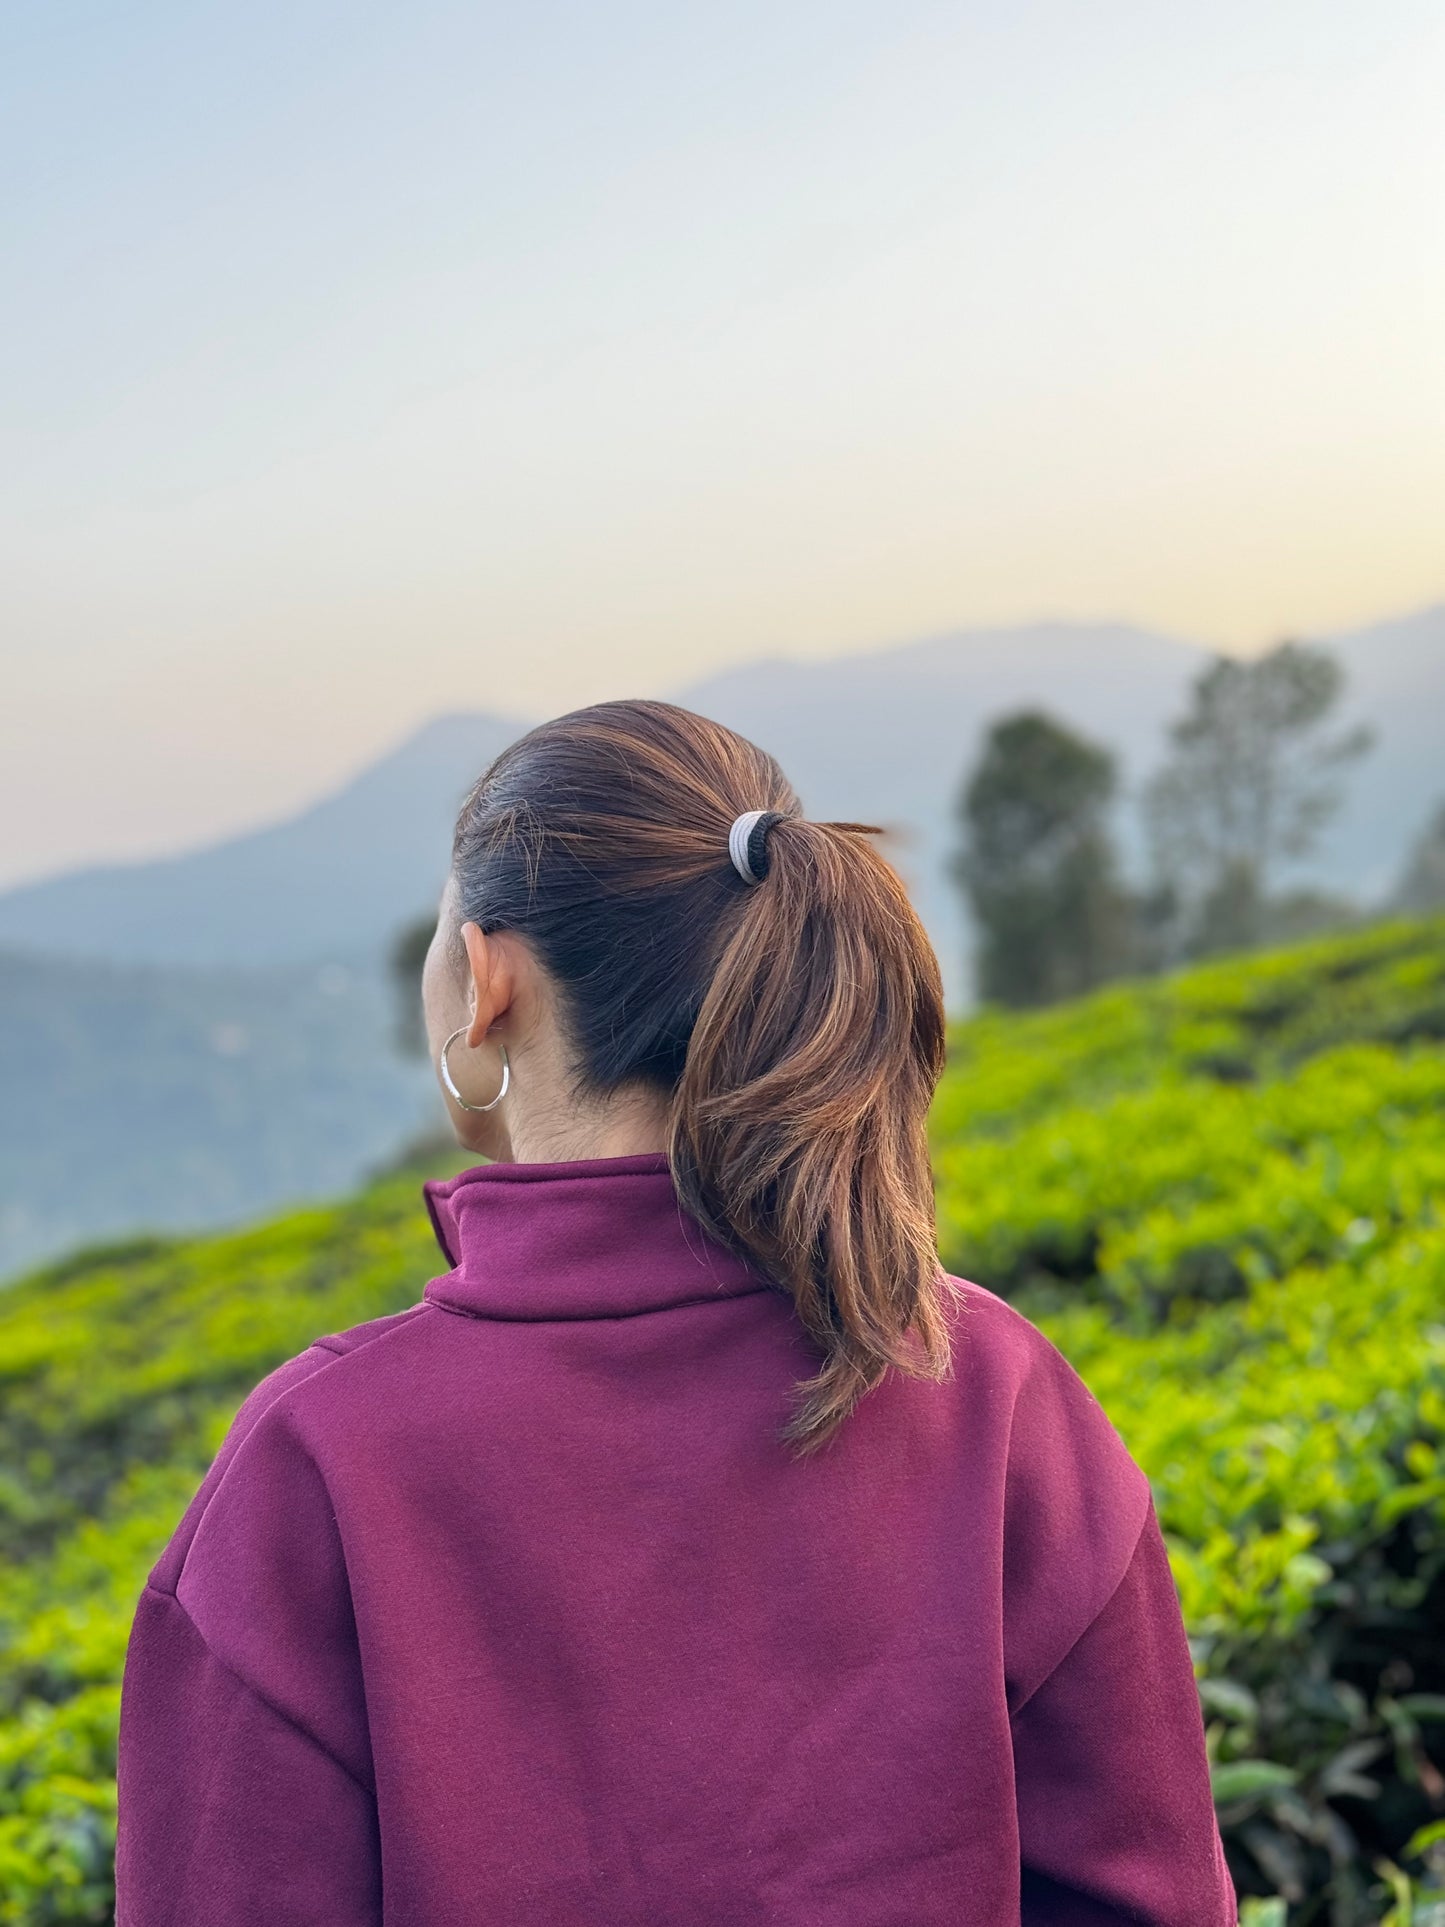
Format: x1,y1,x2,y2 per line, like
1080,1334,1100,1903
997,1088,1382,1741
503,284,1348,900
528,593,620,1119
3,0,1443,890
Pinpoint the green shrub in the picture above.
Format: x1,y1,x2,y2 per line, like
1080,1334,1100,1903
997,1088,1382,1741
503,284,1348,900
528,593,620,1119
3,916,1444,1923
930,918,1445,1920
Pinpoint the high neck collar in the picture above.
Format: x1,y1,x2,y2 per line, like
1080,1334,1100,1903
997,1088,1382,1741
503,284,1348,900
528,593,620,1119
422,1153,774,1321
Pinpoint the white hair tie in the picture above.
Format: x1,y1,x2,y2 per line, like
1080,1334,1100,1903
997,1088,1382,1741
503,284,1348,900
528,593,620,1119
728,810,782,884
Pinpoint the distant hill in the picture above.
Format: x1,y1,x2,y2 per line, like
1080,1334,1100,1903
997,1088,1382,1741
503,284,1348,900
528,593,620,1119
0,610,1438,1279
0,947,438,1281
0,712,526,971
0,610,1437,995
1318,603,1445,898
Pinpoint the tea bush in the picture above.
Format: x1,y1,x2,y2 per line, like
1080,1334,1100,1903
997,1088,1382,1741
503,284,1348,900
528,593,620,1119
931,917,1445,1920
3,916,1444,1922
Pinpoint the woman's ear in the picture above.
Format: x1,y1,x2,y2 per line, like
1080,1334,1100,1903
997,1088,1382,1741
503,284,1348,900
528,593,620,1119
460,923,516,1047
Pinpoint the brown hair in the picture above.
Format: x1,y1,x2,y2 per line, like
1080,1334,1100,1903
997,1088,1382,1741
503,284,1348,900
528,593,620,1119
450,699,954,1453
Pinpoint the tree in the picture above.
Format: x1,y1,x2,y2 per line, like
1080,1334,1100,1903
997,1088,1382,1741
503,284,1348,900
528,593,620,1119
1143,640,1372,958
389,914,436,1057
951,710,1132,1008
1393,798,1445,915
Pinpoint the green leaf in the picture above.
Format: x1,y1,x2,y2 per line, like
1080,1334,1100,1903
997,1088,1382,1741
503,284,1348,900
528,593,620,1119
1199,1677,1260,1724
1212,1759,1298,1804
1403,1818,1445,1858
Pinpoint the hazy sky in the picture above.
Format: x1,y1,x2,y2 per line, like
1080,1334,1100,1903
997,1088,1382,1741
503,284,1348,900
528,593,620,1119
3,0,1443,889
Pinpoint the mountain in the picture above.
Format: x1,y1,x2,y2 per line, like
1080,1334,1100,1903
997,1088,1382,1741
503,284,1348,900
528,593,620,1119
0,621,1219,998
0,946,439,1280
1,609,1438,1280
1315,604,1445,900
0,712,526,971
3,611,1437,992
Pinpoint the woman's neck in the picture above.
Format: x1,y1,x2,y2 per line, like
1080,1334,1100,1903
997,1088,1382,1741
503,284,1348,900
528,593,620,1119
501,1083,671,1166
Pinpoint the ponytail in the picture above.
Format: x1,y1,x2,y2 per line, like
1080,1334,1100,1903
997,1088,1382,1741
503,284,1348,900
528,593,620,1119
451,700,956,1455
670,815,953,1452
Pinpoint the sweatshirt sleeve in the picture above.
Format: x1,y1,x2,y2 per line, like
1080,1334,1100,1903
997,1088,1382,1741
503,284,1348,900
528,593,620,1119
115,1362,381,1927
1012,1500,1238,1927
114,1585,382,1926
985,1305,1236,1927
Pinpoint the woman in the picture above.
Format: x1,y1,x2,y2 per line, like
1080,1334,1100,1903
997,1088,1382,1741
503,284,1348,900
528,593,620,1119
115,699,1237,1925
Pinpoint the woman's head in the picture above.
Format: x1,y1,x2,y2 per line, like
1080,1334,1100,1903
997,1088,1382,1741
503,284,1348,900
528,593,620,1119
421,699,953,1452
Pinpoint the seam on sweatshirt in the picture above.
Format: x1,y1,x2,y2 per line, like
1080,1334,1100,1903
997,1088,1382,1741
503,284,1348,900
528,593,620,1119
309,1299,433,1358
217,1304,434,1434
423,1288,775,1326
141,1581,376,1800
165,1608,253,1916
1007,1501,1152,1724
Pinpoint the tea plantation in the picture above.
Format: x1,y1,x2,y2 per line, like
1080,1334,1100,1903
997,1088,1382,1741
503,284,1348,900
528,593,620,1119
3,917,1444,1923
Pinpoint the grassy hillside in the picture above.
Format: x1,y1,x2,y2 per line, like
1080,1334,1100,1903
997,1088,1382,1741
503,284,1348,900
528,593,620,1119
3,919,1445,1924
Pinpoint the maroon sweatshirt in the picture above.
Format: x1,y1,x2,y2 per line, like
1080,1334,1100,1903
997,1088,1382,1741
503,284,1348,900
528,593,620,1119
115,1153,1237,1925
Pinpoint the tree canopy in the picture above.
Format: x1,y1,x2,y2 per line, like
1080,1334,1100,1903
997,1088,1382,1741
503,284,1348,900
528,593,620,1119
952,710,1131,1006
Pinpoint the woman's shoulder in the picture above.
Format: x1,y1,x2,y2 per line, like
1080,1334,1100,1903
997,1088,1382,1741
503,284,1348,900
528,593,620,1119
132,1326,391,1768
944,1272,1110,1400
943,1274,1158,1707
238,1299,439,1432
944,1271,1149,1491
225,1299,436,1442
145,1302,433,1597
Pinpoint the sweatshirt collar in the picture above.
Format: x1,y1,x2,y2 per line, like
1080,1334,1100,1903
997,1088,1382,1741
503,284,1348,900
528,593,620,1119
422,1153,774,1321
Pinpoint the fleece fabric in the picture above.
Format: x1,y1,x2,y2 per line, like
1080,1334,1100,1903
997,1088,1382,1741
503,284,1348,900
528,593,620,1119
115,1152,1238,1925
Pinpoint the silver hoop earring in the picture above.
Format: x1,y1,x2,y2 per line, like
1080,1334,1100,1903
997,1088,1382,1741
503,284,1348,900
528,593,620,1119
439,1030,510,1113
